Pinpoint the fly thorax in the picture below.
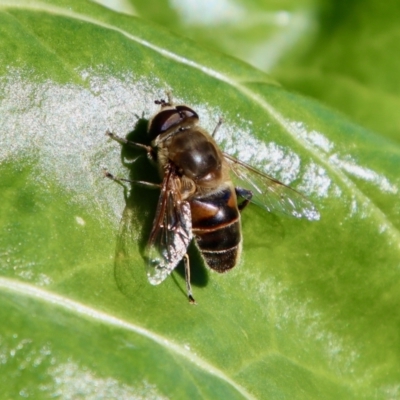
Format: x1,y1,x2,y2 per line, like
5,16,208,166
156,147,169,170
168,130,222,184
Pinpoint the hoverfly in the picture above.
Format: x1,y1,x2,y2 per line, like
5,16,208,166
105,95,318,303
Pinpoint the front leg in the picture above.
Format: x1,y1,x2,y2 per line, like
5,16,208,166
106,130,156,161
211,117,224,138
103,169,161,189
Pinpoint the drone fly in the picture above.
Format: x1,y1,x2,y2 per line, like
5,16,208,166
105,95,318,303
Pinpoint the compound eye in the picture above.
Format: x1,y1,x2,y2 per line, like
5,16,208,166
148,109,182,140
176,105,199,120
148,106,199,140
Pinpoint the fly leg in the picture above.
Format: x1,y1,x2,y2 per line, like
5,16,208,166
183,253,196,304
211,117,224,138
106,130,156,161
103,169,160,189
235,187,253,211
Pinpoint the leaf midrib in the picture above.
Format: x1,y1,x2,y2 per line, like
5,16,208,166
0,276,256,400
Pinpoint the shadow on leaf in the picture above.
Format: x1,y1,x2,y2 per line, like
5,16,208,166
111,117,208,303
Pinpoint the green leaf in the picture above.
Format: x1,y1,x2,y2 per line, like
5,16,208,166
1,1,400,399
124,0,318,73
275,0,400,143
127,0,400,144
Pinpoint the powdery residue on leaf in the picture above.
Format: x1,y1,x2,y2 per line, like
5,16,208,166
50,361,168,400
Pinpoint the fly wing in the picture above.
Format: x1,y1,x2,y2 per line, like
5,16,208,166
224,153,319,221
145,164,193,285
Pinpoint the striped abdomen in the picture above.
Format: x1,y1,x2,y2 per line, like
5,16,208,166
190,184,242,272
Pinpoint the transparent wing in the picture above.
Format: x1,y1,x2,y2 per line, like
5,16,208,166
224,153,319,221
145,164,192,285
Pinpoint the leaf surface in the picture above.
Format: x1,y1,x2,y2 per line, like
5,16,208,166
1,1,400,399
